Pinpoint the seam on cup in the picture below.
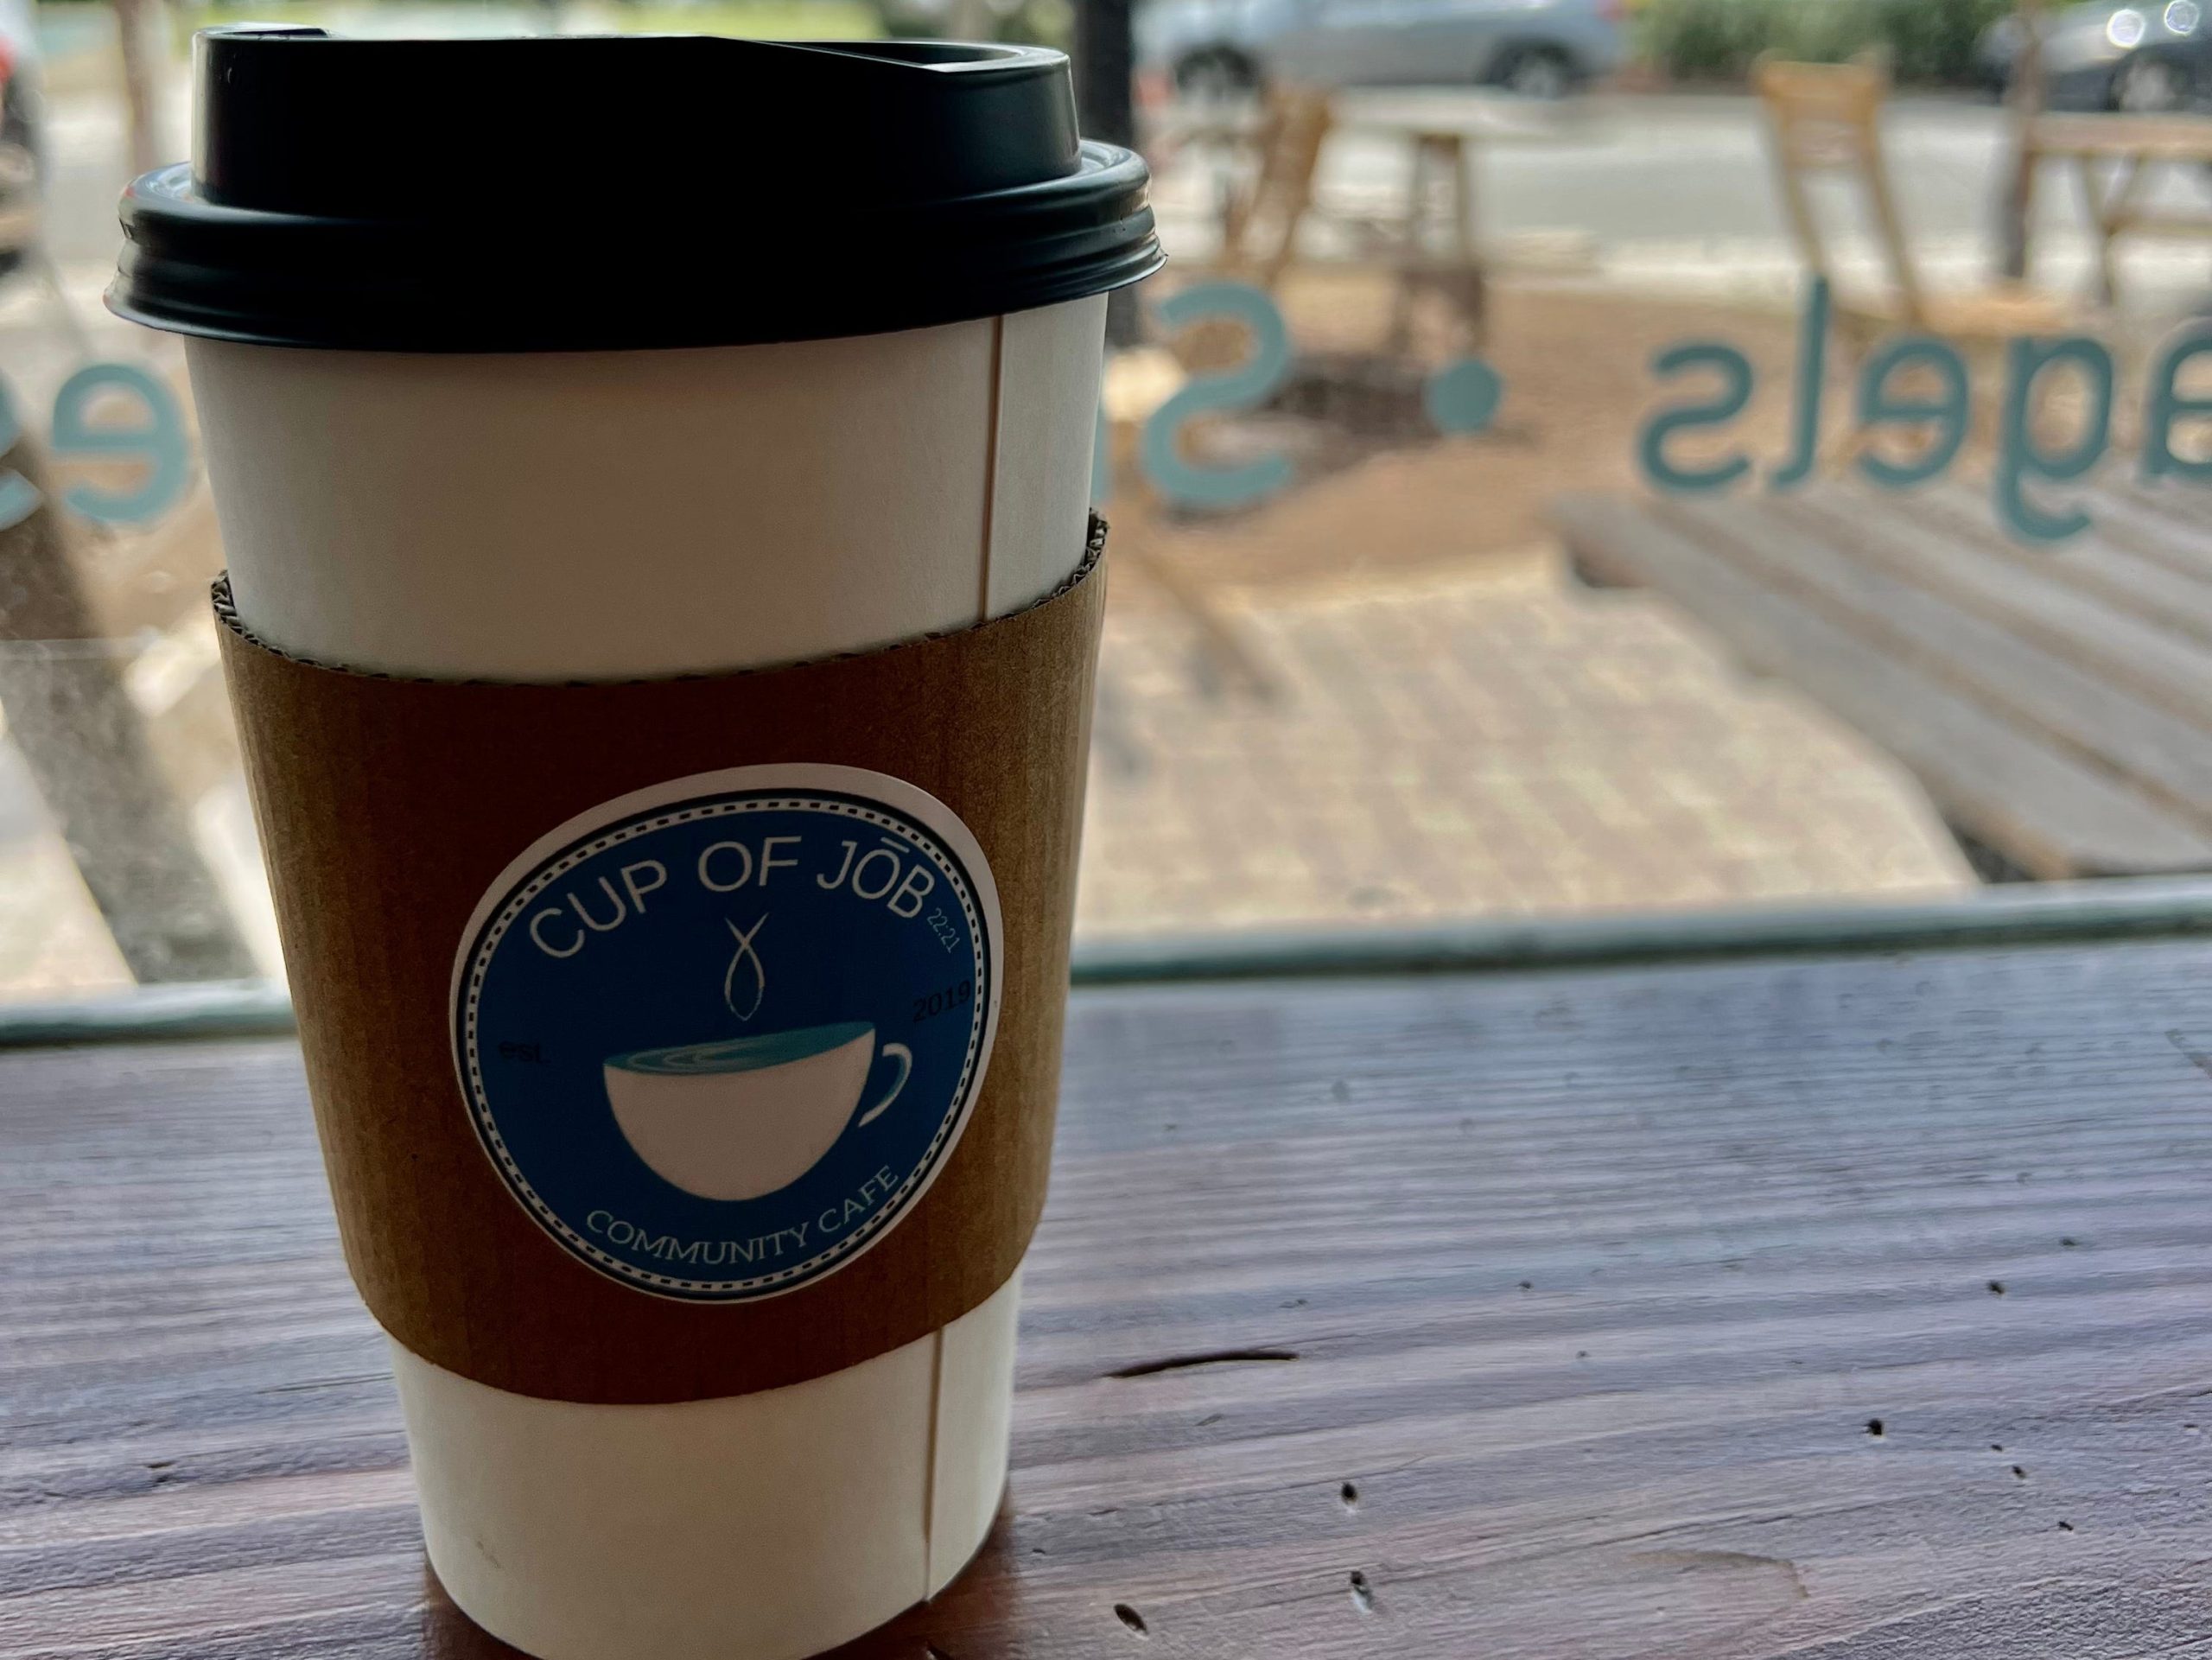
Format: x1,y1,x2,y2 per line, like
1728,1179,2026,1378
977,314,1007,629
207,515,1109,690
921,1321,946,1593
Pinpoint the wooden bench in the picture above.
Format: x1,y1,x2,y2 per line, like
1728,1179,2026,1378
1552,481,2212,881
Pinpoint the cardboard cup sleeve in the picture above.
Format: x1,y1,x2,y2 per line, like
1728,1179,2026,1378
214,527,1107,1406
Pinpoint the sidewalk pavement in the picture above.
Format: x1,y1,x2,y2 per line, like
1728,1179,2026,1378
1078,555,1970,937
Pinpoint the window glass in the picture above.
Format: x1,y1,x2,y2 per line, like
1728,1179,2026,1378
3,0,2209,1002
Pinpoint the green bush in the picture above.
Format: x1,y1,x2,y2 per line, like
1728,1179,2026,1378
1635,0,2014,86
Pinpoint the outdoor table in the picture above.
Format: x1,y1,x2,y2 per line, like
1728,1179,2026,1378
1157,90,1573,349
2022,111,2212,305
7,903,2212,1657
1325,92,1576,350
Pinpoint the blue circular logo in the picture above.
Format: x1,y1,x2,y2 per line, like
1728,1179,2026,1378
451,765,1001,1302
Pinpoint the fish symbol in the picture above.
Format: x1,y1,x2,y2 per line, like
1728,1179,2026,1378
722,915,767,1021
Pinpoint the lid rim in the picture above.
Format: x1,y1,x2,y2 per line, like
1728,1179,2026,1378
108,228,1165,354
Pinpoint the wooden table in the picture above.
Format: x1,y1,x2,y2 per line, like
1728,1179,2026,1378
2023,112,2212,305
10,936,2212,1657
1554,480,2212,882
1166,90,1570,352
1326,95,1579,350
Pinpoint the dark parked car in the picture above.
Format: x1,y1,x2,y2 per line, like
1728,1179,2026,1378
0,0,40,284
1979,0,2212,111
0,0,35,154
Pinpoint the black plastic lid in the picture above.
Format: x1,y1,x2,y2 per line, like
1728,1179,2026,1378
110,29,1162,352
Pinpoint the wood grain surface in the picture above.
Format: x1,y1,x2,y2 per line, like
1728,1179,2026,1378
8,942,2212,1657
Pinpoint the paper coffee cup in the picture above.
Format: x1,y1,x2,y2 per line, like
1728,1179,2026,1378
111,30,1158,1660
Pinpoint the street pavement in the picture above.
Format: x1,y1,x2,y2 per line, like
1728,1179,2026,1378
1082,557,1968,939
1150,88,2212,312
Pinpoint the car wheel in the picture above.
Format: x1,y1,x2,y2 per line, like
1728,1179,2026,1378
2113,53,2190,112
1503,46,1574,99
1174,48,1259,102
1498,45,1574,100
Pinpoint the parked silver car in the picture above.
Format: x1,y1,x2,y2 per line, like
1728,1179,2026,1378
0,0,40,285
1139,0,1625,98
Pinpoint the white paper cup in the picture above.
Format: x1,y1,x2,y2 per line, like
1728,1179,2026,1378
181,291,1107,1660
116,35,1156,1657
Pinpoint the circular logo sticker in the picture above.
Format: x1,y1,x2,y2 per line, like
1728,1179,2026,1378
451,765,1001,1303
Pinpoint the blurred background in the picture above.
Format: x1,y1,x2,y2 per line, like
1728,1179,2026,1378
4,0,2212,1002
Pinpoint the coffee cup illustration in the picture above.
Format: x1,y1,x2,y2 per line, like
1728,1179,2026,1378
603,1022,912,1201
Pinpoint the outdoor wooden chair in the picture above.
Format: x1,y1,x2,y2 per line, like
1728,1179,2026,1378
1214,84,1339,296
1753,51,2077,347
0,429,256,983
